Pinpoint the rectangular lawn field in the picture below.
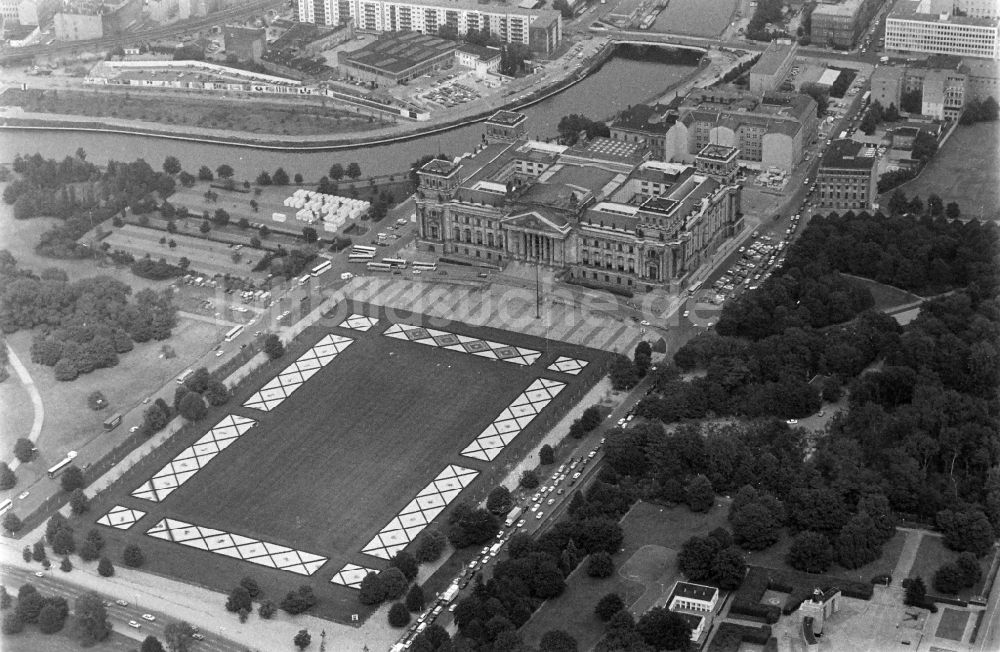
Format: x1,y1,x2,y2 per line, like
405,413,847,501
935,608,970,642
82,312,606,622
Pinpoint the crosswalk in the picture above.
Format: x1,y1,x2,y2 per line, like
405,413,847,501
341,277,646,354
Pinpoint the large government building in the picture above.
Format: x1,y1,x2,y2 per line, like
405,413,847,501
885,0,999,60
414,111,744,293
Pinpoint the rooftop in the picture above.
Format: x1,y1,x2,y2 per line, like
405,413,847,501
457,43,501,61
752,40,797,77
486,110,528,127
820,139,877,169
889,0,1000,26
611,103,679,135
671,582,720,603
813,0,868,18
563,137,647,165
697,144,740,160
341,31,456,75
674,612,705,630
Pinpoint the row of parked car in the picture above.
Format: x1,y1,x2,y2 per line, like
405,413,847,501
714,233,787,302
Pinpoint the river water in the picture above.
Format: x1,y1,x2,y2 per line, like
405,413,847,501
0,50,697,179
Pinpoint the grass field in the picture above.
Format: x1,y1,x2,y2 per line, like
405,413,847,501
840,273,925,307
0,626,139,652
935,607,970,641
522,500,731,650
907,535,994,601
892,123,1000,220
82,315,605,622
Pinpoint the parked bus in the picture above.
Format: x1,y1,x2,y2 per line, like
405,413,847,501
176,368,195,384
297,275,311,286
351,245,377,254
311,260,332,277
382,257,407,268
47,456,75,479
224,325,244,342
412,261,437,271
861,90,871,107
348,252,375,263
103,413,122,431
0,498,12,516
366,262,393,272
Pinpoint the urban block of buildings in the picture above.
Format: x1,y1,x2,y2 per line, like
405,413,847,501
810,0,881,49
52,0,141,41
338,30,458,84
749,39,799,94
414,111,744,293
816,139,878,213
0,0,57,26
885,0,1000,60
223,25,267,62
298,0,562,53
610,88,818,174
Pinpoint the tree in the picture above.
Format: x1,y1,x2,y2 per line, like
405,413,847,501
123,543,144,568
945,202,961,219
69,488,90,515
787,532,834,574
731,500,782,550
225,586,252,613
239,576,261,598
293,629,311,650
390,551,419,582
258,600,277,619
346,162,362,180
199,220,211,234
32,539,46,562
198,166,214,181
595,592,625,621
163,157,182,176
859,110,878,135
609,354,639,390
957,552,982,587
329,164,345,181
141,635,167,652
712,547,747,590
79,539,100,562
927,193,943,216
75,592,111,645
0,462,16,490
933,563,965,594
540,629,578,652
540,444,555,465
259,224,270,238
937,509,995,556
835,512,882,569
684,475,715,513
358,572,385,605
2,511,22,533
636,606,691,651
51,527,75,556
256,170,272,186
273,168,290,186
380,567,408,601
97,557,114,577
634,340,653,378
178,392,207,421
216,164,234,180
302,226,318,243
587,551,614,578
54,358,78,381
294,173,303,185
405,584,425,612
3,612,24,634
0,586,9,610
16,586,44,623
415,528,447,563
38,602,68,633
388,602,411,627
520,469,540,489
678,535,722,581
13,438,34,462
487,486,513,515
60,557,73,572
905,576,927,607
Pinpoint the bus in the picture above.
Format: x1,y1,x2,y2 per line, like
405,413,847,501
348,252,375,263
103,413,122,431
297,275,311,286
366,261,393,272
382,257,407,268
412,261,437,271
861,90,871,107
311,260,332,277
351,245,377,254
47,456,75,479
0,498,12,516
176,368,195,384
224,325,244,342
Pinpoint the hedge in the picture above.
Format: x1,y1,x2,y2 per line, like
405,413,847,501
707,623,773,652
564,275,634,298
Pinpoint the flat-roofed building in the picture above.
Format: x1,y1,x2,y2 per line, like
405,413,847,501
299,0,562,53
816,139,878,211
667,581,720,612
811,0,881,49
662,89,818,172
609,103,680,161
415,112,743,293
224,25,266,62
962,57,1000,100
455,43,501,75
886,0,1000,60
337,31,458,85
750,39,798,94
871,56,968,118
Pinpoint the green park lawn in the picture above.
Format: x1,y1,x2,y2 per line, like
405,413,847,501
907,535,995,601
521,500,731,651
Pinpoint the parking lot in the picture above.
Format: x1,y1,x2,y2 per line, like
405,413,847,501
707,228,792,305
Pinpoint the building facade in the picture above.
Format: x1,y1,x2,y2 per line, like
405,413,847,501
749,39,798,94
886,0,1000,60
810,0,880,49
667,582,720,612
455,43,501,75
871,57,968,119
337,31,457,85
297,0,561,53
414,111,743,293
659,89,818,173
816,139,878,211
609,103,679,161
224,25,267,61
963,58,1000,100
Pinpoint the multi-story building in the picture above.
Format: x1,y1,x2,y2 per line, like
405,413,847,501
223,25,267,61
338,31,457,85
6,0,59,25
886,0,1000,60
0,0,18,21
53,0,141,40
749,39,798,94
297,0,562,53
659,89,818,173
810,0,881,49
962,57,1000,100
609,103,680,162
455,43,501,76
661,581,719,643
816,139,878,211
414,111,743,293
870,56,968,119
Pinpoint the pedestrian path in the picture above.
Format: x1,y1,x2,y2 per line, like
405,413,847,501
4,342,44,472
342,276,648,354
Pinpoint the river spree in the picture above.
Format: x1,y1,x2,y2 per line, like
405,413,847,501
0,51,696,179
